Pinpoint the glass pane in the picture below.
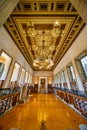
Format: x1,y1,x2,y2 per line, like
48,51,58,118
25,72,28,83
11,63,20,81
19,68,25,86
81,56,87,77
0,52,12,80
62,70,66,82
58,73,61,83
30,75,32,84
28,74,30,84
70,65,76,81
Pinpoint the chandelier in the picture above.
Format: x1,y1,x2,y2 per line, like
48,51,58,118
33,38,54,69
24,21,63,69
33,57,54,69
24,21,63,38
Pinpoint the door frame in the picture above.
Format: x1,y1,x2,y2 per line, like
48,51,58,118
38,76,48,93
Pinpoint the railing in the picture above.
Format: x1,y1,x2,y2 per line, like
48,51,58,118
53,87,87,98
48,84,53,93
53,87,87,118
0,88,20,115
27,86,38,94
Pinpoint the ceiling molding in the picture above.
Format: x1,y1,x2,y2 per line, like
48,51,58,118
4,0,85,71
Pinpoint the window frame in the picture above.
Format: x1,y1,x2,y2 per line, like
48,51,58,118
80,55,87,79
75,50,87,81
61,69,66,83
11,62,20,82
0,49,12,81
67,62,76,82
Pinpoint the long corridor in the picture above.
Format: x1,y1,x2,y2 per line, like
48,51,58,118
0,94,87,130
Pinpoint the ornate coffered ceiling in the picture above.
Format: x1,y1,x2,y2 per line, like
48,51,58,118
4,0,85,71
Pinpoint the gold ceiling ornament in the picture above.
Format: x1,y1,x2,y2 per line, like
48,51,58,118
4,0,85,70
25,21,63,38
33,57,54,70
49,45,55,51
23,22,36,37
51,21,64,38
26,21,62,69
33,38,54,70
32,45,38,51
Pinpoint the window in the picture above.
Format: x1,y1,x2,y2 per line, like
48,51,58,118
75,50,87,81
58,72,61,83
11,63,20,82
67,64,76,82
80,56,87,78
55,74,58,84
19,68,25,87
69,65,76,81
62,70,66,82
0,51,12,80
29,74,32,84
25,72,28,83
28,73,30,84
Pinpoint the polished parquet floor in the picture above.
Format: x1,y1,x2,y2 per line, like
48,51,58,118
0,94,87,130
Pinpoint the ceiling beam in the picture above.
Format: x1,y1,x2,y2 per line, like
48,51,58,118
0,0,20,27
70,0,87,24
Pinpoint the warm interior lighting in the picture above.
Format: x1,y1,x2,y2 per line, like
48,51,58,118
46,59,54,68
0,56,6,63
51,20,62,37
33,32,54,70
33,57,54,69
55,21,59,25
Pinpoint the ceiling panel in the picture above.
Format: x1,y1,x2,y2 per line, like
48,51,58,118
4,0,85,71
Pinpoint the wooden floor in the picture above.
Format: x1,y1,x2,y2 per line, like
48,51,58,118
0,94,87,130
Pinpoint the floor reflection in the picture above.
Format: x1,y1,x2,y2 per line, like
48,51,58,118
0,94,87,130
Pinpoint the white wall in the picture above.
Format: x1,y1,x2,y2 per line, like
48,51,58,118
0,0,20,27
33,71,53,92
34,71,53,77
0,26,33,75
53,25,87,91
54,25,87,74
70,0,87,24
